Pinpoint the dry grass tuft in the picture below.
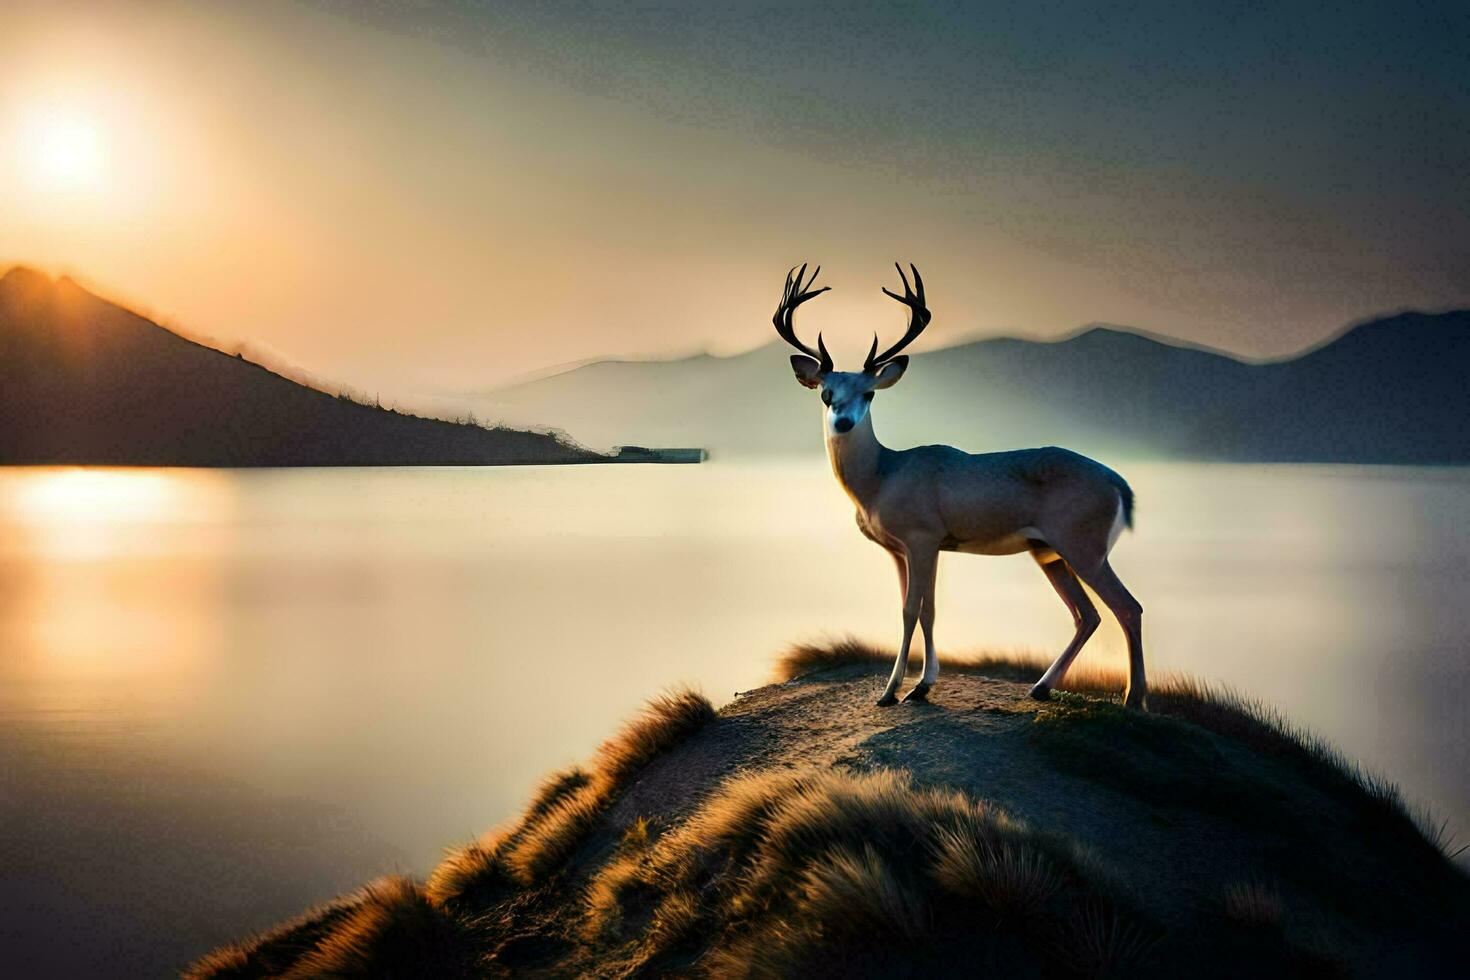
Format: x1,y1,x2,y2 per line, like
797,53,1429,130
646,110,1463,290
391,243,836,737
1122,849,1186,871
931,827,1063,920
425,764,599,907
586,766,1148,976
423,828,514,911
1060,898,1162,976
774,636,896,681
522,765,593,822
503,785,609,884
187,947,250,978
189,877,477,979
643,886,703,953
184,898,364,978
622,815,654,850
591,688,718,787
433,687,716,903
1221,880,1286,930
584,768,810,941
797,843,930,940
283,876,478,978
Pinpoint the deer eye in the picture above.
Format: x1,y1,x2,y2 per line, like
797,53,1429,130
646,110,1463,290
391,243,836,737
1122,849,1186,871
821,390,833,406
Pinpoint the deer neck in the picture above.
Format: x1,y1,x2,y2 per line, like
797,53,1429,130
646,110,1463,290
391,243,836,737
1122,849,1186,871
826,412,884,505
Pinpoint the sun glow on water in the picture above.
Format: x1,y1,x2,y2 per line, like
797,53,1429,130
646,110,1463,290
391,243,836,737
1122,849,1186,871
1,468,234,562
9,468,180,523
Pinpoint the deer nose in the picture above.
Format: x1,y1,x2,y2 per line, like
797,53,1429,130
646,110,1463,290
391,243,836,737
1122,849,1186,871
833,416,855,433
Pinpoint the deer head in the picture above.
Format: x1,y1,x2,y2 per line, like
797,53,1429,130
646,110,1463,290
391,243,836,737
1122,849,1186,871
774,263,931,435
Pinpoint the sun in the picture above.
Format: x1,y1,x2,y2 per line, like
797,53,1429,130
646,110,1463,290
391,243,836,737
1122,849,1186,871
21,107,105,192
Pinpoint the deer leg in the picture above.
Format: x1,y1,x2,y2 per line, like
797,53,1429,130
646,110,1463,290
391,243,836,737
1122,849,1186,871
1027,542,1100,701
878,547,930,706
1074,558,1147,710
889,548,908,601
902,546,939,703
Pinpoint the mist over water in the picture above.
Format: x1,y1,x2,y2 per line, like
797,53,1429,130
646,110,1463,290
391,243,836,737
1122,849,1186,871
2,462,1467,976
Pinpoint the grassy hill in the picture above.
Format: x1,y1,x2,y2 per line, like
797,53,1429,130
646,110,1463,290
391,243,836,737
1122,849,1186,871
0,267,600,466
480,311,1470,462
189,643,1469,978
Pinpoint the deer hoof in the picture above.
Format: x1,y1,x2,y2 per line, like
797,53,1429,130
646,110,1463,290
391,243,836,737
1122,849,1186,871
901,681,932,703
1123,691,1149,711
1028,683,1052,702
875,693,899,707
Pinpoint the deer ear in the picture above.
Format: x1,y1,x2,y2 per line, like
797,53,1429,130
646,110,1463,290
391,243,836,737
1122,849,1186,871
870,356,908,389
790,354,825,389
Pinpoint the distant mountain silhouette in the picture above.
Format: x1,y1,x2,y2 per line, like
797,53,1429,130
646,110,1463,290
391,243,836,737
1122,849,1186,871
0,267,599,466
481,311,1470,463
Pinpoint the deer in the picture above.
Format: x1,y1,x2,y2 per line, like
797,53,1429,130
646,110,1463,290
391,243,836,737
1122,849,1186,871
773,263,1147,709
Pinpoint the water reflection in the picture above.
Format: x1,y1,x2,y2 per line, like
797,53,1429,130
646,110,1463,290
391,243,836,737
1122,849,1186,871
0,463,1467,975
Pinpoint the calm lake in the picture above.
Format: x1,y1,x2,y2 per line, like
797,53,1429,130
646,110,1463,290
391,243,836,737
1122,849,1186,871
2,461,1468,976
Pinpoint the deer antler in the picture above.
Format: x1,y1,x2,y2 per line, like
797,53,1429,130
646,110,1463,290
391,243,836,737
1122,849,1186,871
773,263,833,372
866,263,932,372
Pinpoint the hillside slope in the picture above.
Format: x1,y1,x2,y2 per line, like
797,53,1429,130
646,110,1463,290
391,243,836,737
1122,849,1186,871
480,312,1470,462
0,267,599,466
191,644,1469,978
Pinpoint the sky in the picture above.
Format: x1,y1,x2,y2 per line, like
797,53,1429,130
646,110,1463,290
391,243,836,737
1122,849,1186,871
2,0,1466,395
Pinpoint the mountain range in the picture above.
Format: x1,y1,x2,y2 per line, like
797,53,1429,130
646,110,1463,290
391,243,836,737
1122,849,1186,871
5,263,1466,467
480,310,1470,463
0,267,599,466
